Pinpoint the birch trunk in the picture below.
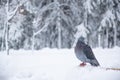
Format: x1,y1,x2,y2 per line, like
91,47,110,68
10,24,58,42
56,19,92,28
114,26,117,47
57,16,61,49
56,1,61,49
6,0,9,55
98,33,101,47
106,28,109,48
32,33,35,50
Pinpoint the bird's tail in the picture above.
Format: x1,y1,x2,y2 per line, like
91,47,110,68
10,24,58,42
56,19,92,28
90,59,100,67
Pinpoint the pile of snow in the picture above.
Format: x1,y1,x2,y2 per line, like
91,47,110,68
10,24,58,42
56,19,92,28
0,47,120,80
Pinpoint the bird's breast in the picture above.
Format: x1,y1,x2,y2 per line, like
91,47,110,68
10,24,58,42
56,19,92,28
75,47,86,60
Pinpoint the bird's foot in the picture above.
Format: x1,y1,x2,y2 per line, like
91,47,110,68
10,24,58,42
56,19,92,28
80,62,86,67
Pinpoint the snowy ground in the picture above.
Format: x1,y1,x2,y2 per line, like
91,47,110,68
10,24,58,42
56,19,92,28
0,47,120,80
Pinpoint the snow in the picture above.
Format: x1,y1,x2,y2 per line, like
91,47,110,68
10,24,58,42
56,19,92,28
0,47,120,80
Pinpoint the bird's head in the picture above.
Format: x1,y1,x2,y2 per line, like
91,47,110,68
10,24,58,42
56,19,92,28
78,36,85,43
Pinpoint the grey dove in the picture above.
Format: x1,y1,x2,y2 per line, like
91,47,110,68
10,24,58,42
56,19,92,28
75,37,100,67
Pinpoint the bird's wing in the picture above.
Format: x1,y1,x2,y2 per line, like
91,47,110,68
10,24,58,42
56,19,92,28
83,45,96,60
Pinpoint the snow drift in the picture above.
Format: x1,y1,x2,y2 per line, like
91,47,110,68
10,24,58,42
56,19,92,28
0,47,120,80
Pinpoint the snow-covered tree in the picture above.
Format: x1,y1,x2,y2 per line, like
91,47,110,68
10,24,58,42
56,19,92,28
100,10,115,48
2,0,34,52
0,5,6,50
0,0,120,51
99,0,119,48
31,0,76,49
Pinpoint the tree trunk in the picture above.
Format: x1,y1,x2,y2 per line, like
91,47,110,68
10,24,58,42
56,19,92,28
98,33,101,47
113,26,117,47
6,0,9,55
57,16,61,49
1,22,6,50
106,28,109,48
32,34,35,50
85,8,89,45
5,24,9,55
57,3,61,49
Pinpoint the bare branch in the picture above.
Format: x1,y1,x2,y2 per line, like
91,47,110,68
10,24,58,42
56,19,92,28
33,22,49,36
8,0,28,22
